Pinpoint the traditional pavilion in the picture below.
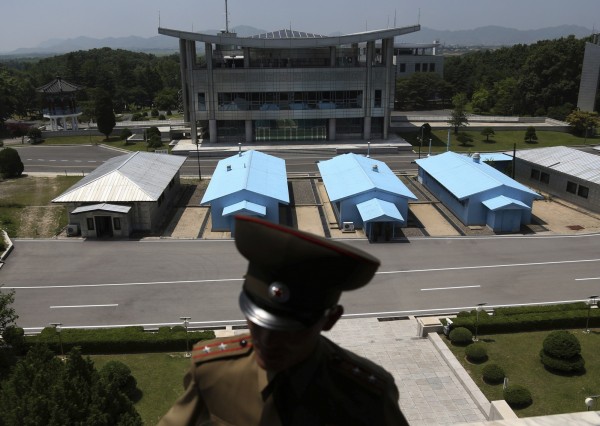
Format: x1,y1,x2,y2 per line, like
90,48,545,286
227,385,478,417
36,76,83,131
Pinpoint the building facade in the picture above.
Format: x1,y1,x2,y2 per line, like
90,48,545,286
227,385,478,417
394,42,444,79
577,36,600,112
159,25,420,143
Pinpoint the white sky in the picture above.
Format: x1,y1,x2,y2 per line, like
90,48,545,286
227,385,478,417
1,0,599,52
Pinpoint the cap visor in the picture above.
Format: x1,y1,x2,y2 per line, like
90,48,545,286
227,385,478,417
239,291,309,331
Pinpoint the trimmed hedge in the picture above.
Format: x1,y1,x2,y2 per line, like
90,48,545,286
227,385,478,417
450,308,600,334
465,343,488,363
504,385,532,408
540,350,585,373
449,327,473,345
482,363,505,384
542,330,581,359
494,302,587,316
25,326,215,355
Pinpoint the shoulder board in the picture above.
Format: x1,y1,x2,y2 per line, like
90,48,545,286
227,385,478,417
329,350,390,394
191,334,253,364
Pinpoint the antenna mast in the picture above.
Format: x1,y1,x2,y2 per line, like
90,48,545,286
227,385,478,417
225,0,229,33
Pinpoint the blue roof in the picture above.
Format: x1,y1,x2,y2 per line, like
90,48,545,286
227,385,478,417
317,153,417,202
415,152,540,200
356,198,404,222
201,150,289,204
482,196,530,211
222,200,266,216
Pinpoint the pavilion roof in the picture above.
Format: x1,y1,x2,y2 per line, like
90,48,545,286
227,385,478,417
36,76,83,93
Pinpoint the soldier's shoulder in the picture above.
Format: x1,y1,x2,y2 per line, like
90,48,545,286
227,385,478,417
191,334,253,364
322,337,396,394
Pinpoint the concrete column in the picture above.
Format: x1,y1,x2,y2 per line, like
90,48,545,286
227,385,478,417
329,118,336,141
383,37,394,140
72,116,78,130
179,40,190,123
364,117,371,140
330,46,336,67
185,40,198,144
245,120,253,142
243,47,250,68
209,119,217,143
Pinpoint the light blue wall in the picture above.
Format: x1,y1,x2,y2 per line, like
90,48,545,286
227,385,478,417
338,190,410,228
209,189,280,231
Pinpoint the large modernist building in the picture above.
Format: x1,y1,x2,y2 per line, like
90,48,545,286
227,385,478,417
577,35,600,112
158,24,420,143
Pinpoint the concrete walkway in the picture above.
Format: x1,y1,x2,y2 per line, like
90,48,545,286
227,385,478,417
325,317,487,425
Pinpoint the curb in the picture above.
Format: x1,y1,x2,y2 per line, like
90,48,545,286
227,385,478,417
428,332,491,418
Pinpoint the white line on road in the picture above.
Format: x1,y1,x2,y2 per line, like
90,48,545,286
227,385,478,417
575,277,600,281
421,285,481,291
5,277,244,290
378,258,600,275
50,304,118,309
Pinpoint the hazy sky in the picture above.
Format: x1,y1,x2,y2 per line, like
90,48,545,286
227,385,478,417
1,0,599,52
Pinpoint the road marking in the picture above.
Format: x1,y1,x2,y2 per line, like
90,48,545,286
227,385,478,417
378,258,600,275
5,278,244,290
421,285,481,291
575,277,600,281
50,304,118,309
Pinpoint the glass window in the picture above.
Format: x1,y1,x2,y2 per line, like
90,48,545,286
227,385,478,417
198,93,206,111
578,185,589,199
540,172,550,184
87,218,94,230
399,63,406,73
430,63,436,72
531,169,540,180
374,90,382,108
113,217,121,230
566,181,577,194
415,63,421,72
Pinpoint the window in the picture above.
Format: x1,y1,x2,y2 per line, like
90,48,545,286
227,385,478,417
399,63,406,73
429,63,436,72
540,172,550,184
531,168,540,180
198,93,206,111
87,218,95,230
578,185,589,199
415,63,421,72
566,181,577,194
113,217,121,231
374,90,382,108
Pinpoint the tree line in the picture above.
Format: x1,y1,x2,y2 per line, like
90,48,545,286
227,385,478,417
397,35,599,120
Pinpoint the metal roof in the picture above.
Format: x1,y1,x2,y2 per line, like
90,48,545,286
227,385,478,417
250,29,326,39
317,153,417,202
482,196,530,211
415,152,540,200
36,76,83,93
201,150,289,204
222,200,266,217
356,198,404,222
479,153,513,162
513,146,600,184
158,25,420,49
71,203,132,214
52,152,186,203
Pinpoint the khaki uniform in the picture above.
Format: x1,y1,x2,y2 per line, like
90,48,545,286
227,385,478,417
159,334,408,426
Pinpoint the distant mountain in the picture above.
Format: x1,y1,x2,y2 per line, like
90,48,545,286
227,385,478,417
398,25,593,46
1,24,593,57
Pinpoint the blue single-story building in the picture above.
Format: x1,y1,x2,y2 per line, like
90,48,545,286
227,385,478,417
415,152,542,233
201,150,289,232
318,153,417,240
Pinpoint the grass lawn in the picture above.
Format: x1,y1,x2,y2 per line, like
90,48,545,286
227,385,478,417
0,175,81,237
402,130,597,154
90,352,190,425
444,328,600,417
38,135,170,153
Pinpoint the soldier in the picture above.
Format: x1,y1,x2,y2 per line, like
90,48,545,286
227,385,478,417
159,215,408,426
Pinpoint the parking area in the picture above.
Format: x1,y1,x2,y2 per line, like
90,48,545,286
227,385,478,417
163,177,600,239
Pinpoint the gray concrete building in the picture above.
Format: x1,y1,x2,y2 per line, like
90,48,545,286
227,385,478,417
577,36,600,112
394,42,444,79
158,25,420,143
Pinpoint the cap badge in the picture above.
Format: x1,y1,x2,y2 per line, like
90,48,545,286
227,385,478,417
268,282,290,303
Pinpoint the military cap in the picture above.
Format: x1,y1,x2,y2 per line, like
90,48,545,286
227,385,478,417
235,215,380,331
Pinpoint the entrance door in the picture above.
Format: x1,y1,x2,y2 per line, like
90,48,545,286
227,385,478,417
95,216,113,237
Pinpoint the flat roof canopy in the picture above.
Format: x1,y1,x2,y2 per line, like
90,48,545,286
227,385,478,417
158,25,420,48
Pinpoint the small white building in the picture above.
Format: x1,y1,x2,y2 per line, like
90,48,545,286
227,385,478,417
53,152,186,237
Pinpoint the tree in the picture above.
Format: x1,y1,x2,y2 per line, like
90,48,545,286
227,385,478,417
0,147,25,179
456,132,474,147
6,122,29,143
481,127,495,142
565,110,600,137
120,128,133,142
471,87,491,113
0,67,18,125
448,93,469,134
0,345,142,425
95,91,116,140
26,127,42,144
524,126,538,143
0,288,18,336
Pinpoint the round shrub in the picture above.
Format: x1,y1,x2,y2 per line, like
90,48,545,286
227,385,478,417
540,350,585,373
171,325,186,333
449,327,473,345
120,128,132,141
482,363,505,384
100,361,138,401
465,343,487,363
542,331,581,359
503,385,532,409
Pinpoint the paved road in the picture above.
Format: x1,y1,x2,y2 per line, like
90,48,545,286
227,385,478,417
13,145,419,176
2,234,599,331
